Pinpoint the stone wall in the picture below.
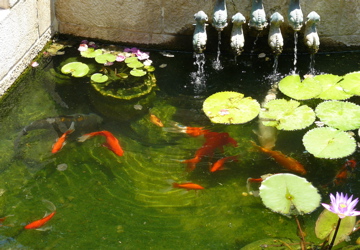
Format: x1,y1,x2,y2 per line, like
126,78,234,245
0,0,57,96
56,0,360,52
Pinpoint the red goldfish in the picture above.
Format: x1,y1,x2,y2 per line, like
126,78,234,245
251,141,306,175
333,159,357,186
78,130,124,156
210,155,239,172
51,122,75,153
150,114,164,127
24,211,56,230
172,182,205,190
182,132,238,171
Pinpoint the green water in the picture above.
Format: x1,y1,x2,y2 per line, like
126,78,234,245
1,39,360,249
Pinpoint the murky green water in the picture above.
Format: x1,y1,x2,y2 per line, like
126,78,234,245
1,37,360,249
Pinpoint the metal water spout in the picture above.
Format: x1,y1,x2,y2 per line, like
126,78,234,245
249,0,267,31
212,0,228,32
230,13,246,56
288,0,303,31
304,11,320,54
268,12,284,55
192,11,208,54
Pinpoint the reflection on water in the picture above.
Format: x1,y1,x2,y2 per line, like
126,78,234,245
1,40,360,248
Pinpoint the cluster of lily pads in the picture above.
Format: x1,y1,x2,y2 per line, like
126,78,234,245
203,72,360,159
60,41,156,96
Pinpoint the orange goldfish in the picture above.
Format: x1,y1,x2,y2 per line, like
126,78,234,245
182,132,238,171
162,122,210,137
150,114,164,127
51,122,75,153
333,159,357,186
78,130,124,156
24,211,56,230
251,141,306,175
210,155,239,172
172,182,205,190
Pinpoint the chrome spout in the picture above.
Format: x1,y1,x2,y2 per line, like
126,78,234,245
212,0,228,32
268,12,284,55
249,0,267,31
192,11,208,54
304,11,320,54
288,0,303,31
230,13,246,56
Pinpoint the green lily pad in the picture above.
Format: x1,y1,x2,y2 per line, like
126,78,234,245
202,91,260,124
130,68,147,77
80,48,103,58
126,58,144,68
259,173,321,215
302,127,356,159
340,71,360,96
315,74,353,100
144,65,155,72
259,99,315,131
315,209,356,246
278,74,322,100
61,62,90,77
91,73,108,83
95,53,116,64
315,101,360,131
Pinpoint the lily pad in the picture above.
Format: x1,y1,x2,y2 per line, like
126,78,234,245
302,127,356,159
80,48,103,58
315,74,353,100
202,91,260,124
278,74,322,100
259,173,321,215
340,71,360,96
95,53,117,64
315,209,356,246
61,62,90,77
91,73,108,83
130,68,147,77
315,101,360,131
259,99,315,130
125,57,144,68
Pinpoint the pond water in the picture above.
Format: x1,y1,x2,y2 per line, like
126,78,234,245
1,37,360,249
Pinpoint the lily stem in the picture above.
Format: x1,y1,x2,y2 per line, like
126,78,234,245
294,215,306,250
328,218,342,250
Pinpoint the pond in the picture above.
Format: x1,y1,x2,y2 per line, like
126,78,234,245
1,36,360,249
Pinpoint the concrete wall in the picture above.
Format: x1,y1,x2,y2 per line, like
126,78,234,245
0,0,57,96
55,0,360,52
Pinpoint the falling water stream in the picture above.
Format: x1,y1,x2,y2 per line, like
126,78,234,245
293,31,298,73
212,31,224,71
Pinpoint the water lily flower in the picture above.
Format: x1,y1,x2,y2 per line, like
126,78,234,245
78,44,88,52
88,41,96,48
124,47,138,53
136,51,150,60
31,61,39,67
143,59,152,66
116,54,126,62
104,61,114,66
321,192,360,219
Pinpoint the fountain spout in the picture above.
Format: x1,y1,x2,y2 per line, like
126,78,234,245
212,0,228,32
304,11,320,54
249,0,267,31
192,11,208,54
288,0,303,31
230,13,246,56
268,12,284,55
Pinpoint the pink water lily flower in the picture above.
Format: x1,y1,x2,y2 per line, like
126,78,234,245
136,51,150,60
322,192,360,219
116,54,126,62
124,47,139,53
78,43,88,52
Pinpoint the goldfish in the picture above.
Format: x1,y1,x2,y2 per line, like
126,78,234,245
182,132,238,171
210,155,239,172
149,114,164,127
246,174,273,197
51,122,75,153
251,141,307,175
163,122,210,137
333,159,356,186
172,182,205,190
78,130,124,156
24,211,56,230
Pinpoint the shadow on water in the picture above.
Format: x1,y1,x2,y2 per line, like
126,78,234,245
1,39,360,248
